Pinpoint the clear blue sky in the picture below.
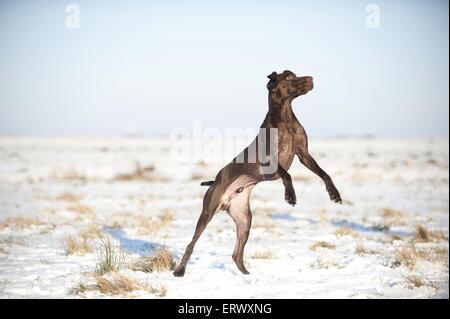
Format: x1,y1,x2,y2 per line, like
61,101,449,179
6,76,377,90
0,0,448,137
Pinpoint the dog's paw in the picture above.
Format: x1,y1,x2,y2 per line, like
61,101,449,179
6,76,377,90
285,188,297,206
326,186,342,204
173,268,185,277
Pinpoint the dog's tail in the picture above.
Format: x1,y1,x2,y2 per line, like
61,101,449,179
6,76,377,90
200,180,215,186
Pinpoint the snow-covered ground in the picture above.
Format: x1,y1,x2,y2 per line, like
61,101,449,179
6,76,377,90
0,136,448,298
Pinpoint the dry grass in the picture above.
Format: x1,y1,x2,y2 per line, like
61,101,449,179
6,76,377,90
405,274,425,288
95,233,126,275
63,235,92,255
404,273,435,289
381,208,406,227
251,250,274,259
191,171,210,180
79,224,102,240
394,244,449,271
394,246,417,270
310,241,336,251
56,192,82,202
95,273,167,297
137,210,174,235
413,225,447,243
95,273,143,295
67,204,95,217
109,221,122,229
0,217,44,230
415,246,449,269
414,224,430,242
114,161,155,181
335,226,359,238
131,247,176,272
50,165,86,180
355,242,377,256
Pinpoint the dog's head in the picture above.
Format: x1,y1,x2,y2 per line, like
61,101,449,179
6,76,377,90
266,70,313,103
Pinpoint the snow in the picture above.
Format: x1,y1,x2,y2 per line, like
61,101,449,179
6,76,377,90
0,136,448,298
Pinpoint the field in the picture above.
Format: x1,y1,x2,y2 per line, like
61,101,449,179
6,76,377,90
0,136,448,298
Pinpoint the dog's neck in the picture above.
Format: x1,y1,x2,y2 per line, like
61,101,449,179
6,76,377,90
268,94,295,124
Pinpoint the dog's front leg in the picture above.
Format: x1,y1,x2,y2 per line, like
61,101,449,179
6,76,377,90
296,151,342,204
277,164,297,206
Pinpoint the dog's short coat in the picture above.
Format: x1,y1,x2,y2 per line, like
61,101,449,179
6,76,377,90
173,70,342,277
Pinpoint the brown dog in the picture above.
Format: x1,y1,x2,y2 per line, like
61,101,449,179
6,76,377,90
173,70,342,277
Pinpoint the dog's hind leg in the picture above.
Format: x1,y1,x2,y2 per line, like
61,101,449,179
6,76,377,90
173,185,220,277
227,185,254,275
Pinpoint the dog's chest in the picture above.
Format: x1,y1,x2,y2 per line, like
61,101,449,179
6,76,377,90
278,133,295,169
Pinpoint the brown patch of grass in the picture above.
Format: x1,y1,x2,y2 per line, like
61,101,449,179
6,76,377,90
355,242,377,256
335,226,359,238
394,246,417,270
310,241,336,251
137,210,174,235
381,208,406,227
95,273,167,296
415,246,449,269
251,250,273,259
56,192,82,202
132,247,176,273
190,170,210,180
109,221,122,229
414,224,430,242
67,204,95,216
51,165,86,180
79,224,102,240
404,273,435,289
0,217,44,230
413,225,447,243
390,235,403,242
95,273,142,295
405,274,425,288
114,161,155,181
63,235,92,255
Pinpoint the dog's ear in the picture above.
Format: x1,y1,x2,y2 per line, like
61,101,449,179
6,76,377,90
266,71,278,91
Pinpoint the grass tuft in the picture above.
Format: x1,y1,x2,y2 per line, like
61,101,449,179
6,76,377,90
95,233,126,275
56,192,82,202
335,226,359,238
381,208,405,227
132,247,176,273
394,246,417,270
63,235,92,255
413,225,447,243
310,241,336,251
355,242,377,256
95,273,167,296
